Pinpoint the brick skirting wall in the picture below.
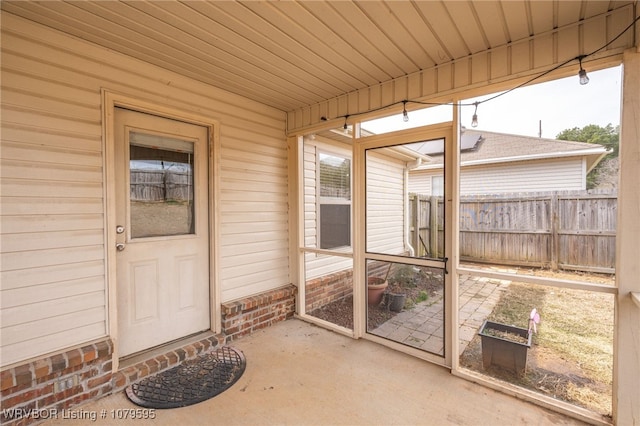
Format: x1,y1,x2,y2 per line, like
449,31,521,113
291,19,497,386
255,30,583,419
305,269,353,312
1,285,296,426
221,285,297,341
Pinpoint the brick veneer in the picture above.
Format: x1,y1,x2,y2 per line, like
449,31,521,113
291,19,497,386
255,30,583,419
221,285,297,341
1,284,296,426
305,269,353,312
1,340,116,426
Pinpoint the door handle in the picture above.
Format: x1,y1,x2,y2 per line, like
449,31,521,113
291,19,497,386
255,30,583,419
116,243,125,251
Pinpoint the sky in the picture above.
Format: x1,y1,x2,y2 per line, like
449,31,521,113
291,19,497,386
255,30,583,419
363,65,622,139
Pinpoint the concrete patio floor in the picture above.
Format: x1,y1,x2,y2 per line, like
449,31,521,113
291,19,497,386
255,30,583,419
43,319,587,426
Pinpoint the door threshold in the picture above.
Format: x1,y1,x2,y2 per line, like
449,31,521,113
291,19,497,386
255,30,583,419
118,330,216,370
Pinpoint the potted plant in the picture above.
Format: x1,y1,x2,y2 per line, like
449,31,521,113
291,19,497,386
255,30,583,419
479,309,540,375
386,292,406,312
367,264,391,306
384,263,418,312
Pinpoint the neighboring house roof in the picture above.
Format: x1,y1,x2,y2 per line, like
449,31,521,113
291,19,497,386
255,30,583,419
414,129,608,172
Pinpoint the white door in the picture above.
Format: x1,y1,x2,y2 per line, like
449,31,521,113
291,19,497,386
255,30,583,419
114,108,210,357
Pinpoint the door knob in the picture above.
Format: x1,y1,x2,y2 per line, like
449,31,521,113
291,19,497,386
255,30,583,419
116,243,125,251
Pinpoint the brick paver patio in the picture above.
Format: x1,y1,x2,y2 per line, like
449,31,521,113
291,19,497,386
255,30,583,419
370,274,511,355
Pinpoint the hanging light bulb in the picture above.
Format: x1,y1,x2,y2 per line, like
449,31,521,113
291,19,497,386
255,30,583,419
578,69,589,85
471,102,479,128
402,101,409,122
578,56,589,85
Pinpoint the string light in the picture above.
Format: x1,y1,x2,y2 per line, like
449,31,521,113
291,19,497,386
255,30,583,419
471,102,479,128
578,55,589,85
402,100,409,122
320,14,639,127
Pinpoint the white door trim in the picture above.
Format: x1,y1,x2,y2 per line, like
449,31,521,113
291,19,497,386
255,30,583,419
102,90,221,371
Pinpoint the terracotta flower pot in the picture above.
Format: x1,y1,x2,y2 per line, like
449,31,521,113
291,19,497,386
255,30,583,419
367,277,388,306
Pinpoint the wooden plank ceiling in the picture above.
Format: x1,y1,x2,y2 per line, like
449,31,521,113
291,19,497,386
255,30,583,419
1,1,633,112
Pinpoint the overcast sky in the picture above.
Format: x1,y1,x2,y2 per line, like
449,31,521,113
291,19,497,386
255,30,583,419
363,65,622,139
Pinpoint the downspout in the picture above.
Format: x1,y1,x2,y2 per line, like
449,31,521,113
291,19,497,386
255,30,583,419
404,158,422,256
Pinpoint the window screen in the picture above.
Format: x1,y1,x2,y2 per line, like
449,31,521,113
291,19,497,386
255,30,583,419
318,152,351,249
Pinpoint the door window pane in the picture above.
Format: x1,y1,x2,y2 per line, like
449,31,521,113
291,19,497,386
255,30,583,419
129,132,195,238
367,260,445,356
366,138,445,259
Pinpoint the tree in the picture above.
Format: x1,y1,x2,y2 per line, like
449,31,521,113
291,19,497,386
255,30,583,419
556,124,619,189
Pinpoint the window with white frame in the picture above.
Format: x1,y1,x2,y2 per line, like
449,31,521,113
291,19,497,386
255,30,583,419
318,151,351,249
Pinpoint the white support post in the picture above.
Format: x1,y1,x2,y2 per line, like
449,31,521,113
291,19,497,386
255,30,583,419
448,103,461,370
613,48,640,425
289,135,303,316
352,123,365,338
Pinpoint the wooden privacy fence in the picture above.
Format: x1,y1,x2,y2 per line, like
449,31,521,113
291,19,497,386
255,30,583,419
130,169,193,202
410,190,617,274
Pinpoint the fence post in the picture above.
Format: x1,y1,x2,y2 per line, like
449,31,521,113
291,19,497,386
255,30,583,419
430,196,439,258
410,194,419,256
550,193,559,271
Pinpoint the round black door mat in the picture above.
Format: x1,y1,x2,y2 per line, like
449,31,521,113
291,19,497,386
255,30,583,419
126,346,246,409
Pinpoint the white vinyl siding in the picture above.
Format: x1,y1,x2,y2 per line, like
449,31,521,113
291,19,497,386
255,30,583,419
218,127,290,301
0,14,288,366
303,143,319,249
409,157,587,195
366,152,406,255
407,172,434,195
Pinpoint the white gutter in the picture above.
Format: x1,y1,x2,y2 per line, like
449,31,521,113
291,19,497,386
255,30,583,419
379,145,433,163
415,147,608,170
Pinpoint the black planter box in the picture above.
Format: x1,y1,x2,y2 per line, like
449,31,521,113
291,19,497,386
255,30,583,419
479,320,532,375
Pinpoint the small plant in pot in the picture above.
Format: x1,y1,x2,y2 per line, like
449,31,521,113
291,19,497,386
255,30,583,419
479,308,541,375
385,264,419,312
